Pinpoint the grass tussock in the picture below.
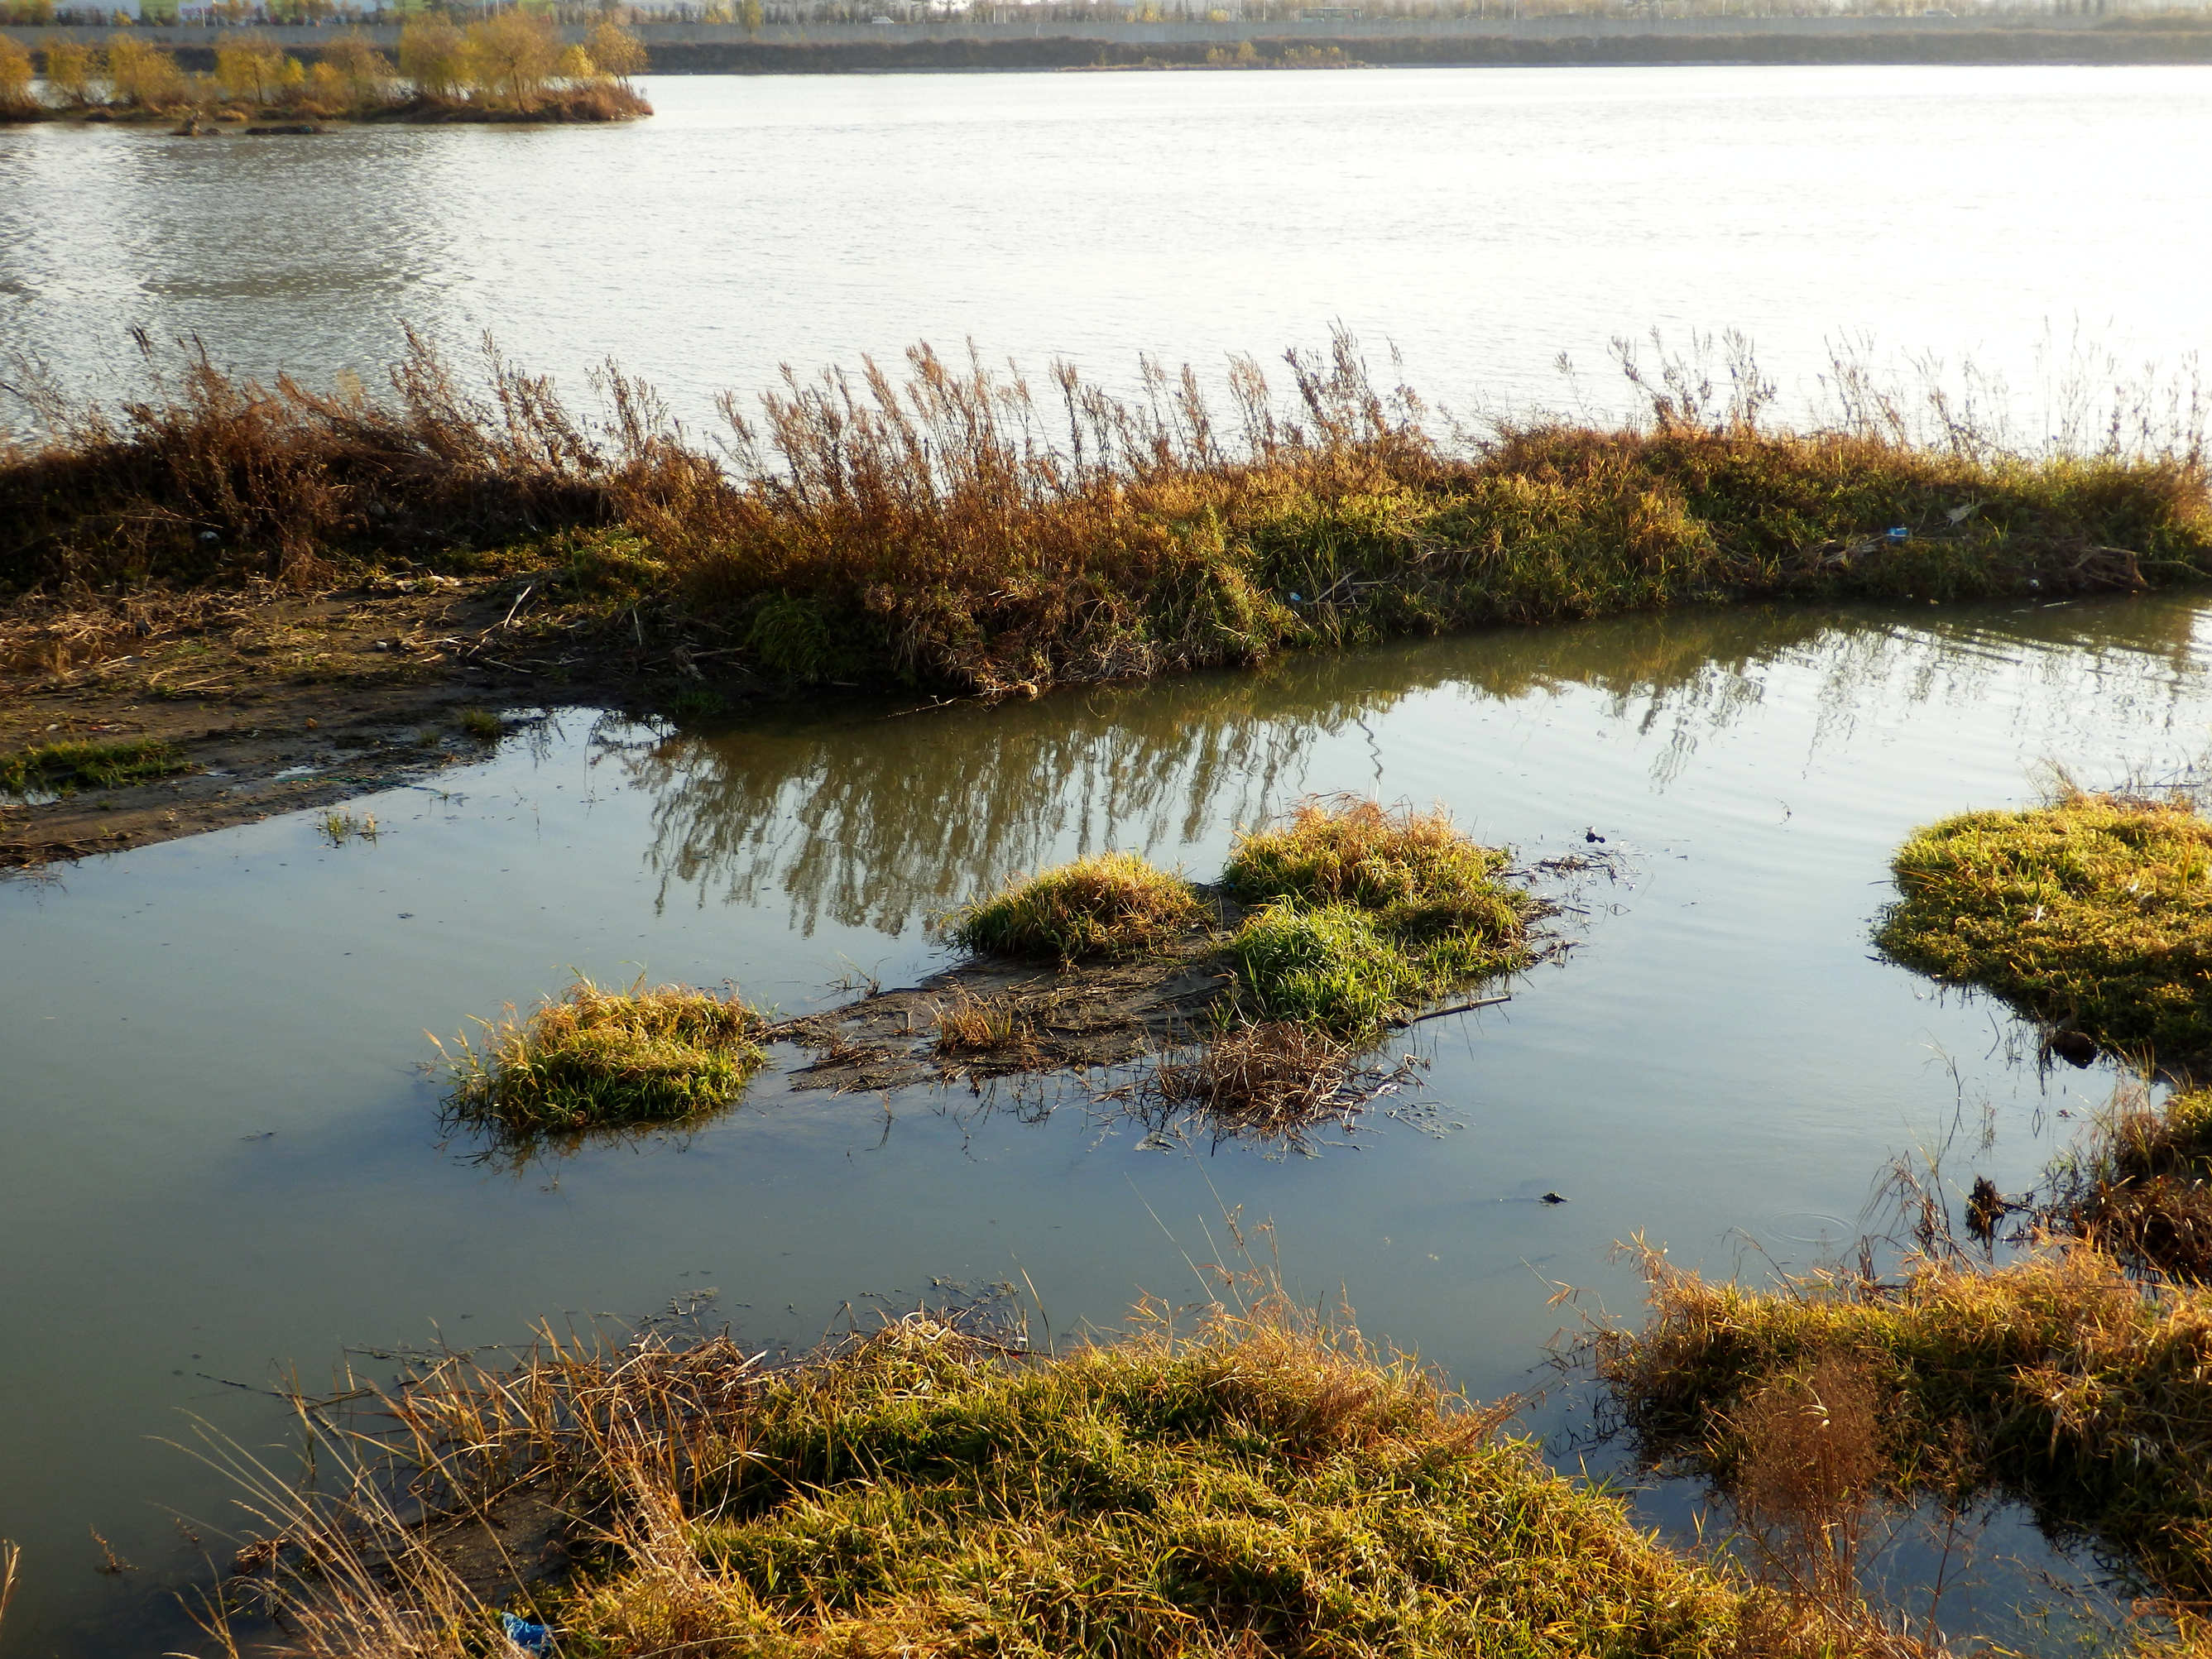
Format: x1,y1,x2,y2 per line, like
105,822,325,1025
437,976,769,1137
1875,789,2212,1062
1600,1239,2212,1604
2052,1086,2212,1280
946,849,1203,962
217,1286,1924,1659
1226,799,1533,1035
0,735,186,795
6,331,2209,695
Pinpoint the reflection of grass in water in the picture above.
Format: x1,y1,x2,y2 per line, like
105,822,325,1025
0,736,187,795
1876,789,2212,1060
436,976,769,1137
1602,1239,2212,1608
2051,1085,2212,1283
627,593,2212,946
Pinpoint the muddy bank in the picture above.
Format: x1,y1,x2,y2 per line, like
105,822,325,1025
0,575,683,869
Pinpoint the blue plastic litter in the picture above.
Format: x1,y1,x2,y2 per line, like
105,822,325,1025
1288,592,1303,603
501,1613,554,1654
1886,526,1909,541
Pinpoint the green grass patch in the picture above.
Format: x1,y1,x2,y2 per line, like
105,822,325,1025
437,976,770,1136
1224,799,1533,1035
0,736,188,795
455,706,502,742
1227,900,1423,1034
1874,790,2212,1060
1602,1242,2212,1604
946,850,1204,962
391,1299,1771,1658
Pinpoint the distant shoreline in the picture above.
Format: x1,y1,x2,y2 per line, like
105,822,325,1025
12,18,2212,78
621,28,2212,72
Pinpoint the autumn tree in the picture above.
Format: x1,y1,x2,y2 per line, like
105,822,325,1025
584,16,645,77
398,16,468,100
39,36,95,104
463,9,559,108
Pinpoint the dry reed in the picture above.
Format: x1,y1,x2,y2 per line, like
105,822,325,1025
7,329,2208,703
199,1283,1912,1659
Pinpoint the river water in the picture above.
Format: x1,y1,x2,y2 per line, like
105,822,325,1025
7,594,2212,1651
7,60,2212,1657
2,66,2210,432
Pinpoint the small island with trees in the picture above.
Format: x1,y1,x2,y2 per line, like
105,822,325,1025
0,14,651,127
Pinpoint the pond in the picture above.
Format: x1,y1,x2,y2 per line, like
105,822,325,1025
5,592,2210,1652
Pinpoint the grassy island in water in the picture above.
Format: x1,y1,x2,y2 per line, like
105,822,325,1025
0,17,650,125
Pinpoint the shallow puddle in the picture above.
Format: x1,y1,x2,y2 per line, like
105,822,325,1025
6,593,2209,1651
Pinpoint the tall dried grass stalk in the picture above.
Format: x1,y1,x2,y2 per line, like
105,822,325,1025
7,328,2210,700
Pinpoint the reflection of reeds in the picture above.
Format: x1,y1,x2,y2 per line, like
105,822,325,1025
1138,1021,1365,1139
0,1541,17,1643
2049,1084,2212,1281
1600,1235,2212,1608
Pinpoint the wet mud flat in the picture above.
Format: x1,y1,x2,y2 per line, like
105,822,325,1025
773,856,1611,1097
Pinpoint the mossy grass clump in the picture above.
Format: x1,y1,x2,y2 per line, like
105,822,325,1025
1225,799,1533,1034
1228,900,1423,1033
1602,1241,2212,1602
1875,789,2212,1059
438,976,770,1136
0,736,188,796
2053,1086,2212,1279
946,850,1204,962
295,1294,1797,1658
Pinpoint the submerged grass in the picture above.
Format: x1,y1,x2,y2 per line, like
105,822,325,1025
2051,1086,2212,1281
0,735,186,795
946,849,1204,962
1600,1239,2212,1604
218,1285,1945,1659
436,976,770,1136
6,330,2207,698
1874,789,2212,1062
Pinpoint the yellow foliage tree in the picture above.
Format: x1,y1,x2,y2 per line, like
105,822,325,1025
397,17,468,100
463,9,559,109
554,42,595,80
38,36,95,104
0,34,36,113
106,34,186,111
584,16,645,77
320,30,395,108
214,32,284,104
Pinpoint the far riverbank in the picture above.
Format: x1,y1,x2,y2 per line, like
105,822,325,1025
11,12,2212,71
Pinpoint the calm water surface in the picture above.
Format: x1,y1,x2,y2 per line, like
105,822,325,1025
7,58,2212,1655
2,66,2210,424
5,595,2212,1651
